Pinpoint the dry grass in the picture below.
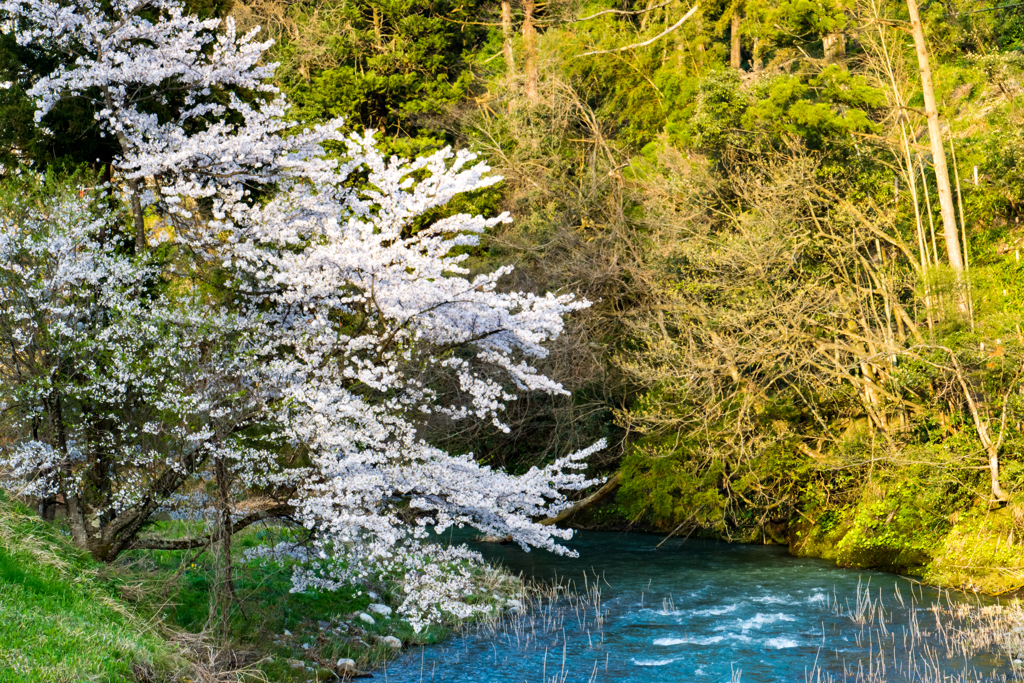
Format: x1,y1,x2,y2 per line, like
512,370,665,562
804,579,1020,682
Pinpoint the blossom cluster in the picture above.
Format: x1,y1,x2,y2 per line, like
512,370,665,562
0,0,602,629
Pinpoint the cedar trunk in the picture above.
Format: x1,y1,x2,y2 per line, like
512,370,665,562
501,1,515,73
824,32,846,61
730,10,741,69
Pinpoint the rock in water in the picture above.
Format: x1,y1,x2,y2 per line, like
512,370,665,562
336,658,373,678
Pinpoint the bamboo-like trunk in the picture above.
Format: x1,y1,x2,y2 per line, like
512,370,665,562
920,161,939,267
948,133,975,325
730,9,741,69
501,1,515,73
523,0,538,103
906,0,963,272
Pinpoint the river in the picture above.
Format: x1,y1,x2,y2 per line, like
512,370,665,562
381,531,1010,683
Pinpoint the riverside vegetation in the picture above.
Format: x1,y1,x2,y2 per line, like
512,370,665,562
253,0,1024,591
3,0,1024,679
225,0,1024,591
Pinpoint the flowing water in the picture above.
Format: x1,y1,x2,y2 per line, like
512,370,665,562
381,531,1011,683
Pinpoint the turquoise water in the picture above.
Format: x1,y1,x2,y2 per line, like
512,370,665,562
381,531,1008,682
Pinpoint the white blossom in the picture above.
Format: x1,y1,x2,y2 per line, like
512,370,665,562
0,0,604,631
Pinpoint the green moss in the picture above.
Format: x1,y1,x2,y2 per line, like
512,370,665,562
790,476,1024,595
830,479,947,572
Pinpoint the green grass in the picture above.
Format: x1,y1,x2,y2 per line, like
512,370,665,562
0,497,178,683
124,521,524,681
124,522,463,681
0,504,519,683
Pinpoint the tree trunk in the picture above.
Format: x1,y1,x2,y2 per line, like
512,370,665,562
501,1,515,73
824,32,846,61
541,473,622,526
523,0,538,103
125,177,146,253
950,354,1010,503
209,458,241,636
906,0,963,272
103,86,147,253
37,496,55,521
989,445,1009,504
730,9,742,69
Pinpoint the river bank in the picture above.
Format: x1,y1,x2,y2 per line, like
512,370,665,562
788,502,1024,596
564,478,1024,597
0,492,527,683
6,482,1021,683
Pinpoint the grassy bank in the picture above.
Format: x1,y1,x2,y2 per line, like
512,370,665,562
0,496,179,682
0,495,524,682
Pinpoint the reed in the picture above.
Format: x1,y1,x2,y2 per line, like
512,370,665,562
806,581,1021,682
396,572,1022,683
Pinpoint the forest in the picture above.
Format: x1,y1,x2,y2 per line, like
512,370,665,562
1,0,1024,680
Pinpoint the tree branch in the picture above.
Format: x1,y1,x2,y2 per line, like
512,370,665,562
575,3,700,58
127,504,294,551
574,0,681,22
541,473,621,525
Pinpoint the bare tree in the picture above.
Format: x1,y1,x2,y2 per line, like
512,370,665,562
615,132,1023,531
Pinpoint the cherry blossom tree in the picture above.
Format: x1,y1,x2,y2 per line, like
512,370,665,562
0,0,603,630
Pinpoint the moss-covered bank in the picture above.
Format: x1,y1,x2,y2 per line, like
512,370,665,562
790,494,1024,595
571,476,1024,596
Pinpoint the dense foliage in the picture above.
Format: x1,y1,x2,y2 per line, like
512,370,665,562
4,0,1024,665
226,0,1024,565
